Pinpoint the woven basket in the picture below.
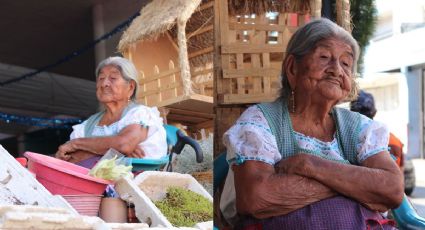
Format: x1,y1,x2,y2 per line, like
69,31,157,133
191,170,213,184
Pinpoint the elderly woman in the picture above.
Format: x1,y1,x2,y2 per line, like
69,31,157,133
55,57,167,168
220,19,403,229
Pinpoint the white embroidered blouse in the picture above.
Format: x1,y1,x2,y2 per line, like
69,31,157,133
220,105,389,224
70,104,167,159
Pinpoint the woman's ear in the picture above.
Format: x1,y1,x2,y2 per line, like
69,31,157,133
284,54,298,89
128,80,136,99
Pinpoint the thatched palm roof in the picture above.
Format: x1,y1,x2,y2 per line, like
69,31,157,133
118,0,202,52
228,0,311,16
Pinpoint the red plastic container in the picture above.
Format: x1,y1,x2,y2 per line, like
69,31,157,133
15,157,27,167
24,152,111,195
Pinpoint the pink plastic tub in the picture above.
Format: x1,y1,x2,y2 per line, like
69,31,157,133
24,152,111,195
62,194,103,216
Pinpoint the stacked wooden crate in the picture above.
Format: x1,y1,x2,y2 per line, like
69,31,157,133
214,0,324,154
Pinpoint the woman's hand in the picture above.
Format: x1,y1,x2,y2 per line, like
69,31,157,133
67,151,98,163
276,153,316,177
55,140,77,161
282,151,404,211
127,145,145,158
234,160,336,219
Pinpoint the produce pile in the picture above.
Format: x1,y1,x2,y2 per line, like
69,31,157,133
154,187,212,227
89,155,132,180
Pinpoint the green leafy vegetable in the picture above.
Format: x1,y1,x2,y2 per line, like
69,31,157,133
89,155,133,180
154,187,212,227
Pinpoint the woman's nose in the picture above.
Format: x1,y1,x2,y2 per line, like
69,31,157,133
99,78,111,87
326,59,343,77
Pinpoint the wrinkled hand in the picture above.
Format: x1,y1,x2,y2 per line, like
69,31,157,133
362,202,389,212
55,141,76,161
276,153,317,177
127,145,145,158
68,151,97,163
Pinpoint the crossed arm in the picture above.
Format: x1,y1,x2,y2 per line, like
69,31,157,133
55,124,148,162
233,151,404,219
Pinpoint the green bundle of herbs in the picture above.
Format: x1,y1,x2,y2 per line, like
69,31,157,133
154,187,212,227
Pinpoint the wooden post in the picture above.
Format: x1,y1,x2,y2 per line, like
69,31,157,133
154,65,161,103
139,71,148,105
169,60,178,97
177,19,193,96
336,0,352,32
310,0,322,19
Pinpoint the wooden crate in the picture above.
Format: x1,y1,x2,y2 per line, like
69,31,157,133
216,0,322,105
213,0,326,155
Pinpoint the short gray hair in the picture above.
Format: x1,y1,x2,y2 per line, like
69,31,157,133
95,56,139,101
280,18,360,101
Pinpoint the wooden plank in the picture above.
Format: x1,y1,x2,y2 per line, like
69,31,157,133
187,25,213,39
188,47,214,59
127,44,136,62
223,68,280,78
138,71,148,105
298,13,306,26
169,60,178,97
217,0,231,101
193,119,214,129
250,15,265,94
213,0,222,106
229,22,289,32
198,1,214,11
236,53,244,94
167,114,207,124
140,82,181,97
277,13,286,45
157,94,213,111
262,53,272,94
139,68,181,84
167,107,214,119
250,54,261,93
219,0,230,45
222,44,285,54
154,66,161,102
222,93,278,104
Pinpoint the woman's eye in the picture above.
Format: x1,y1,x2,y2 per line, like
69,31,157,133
341,60,352,68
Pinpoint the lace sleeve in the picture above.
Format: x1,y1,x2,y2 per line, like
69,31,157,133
223,106,281,166
118,105,164,136
356,115,390,163
69,121,86,140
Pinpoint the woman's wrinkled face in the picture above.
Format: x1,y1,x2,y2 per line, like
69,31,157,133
293,38,354,102
96,65,134,103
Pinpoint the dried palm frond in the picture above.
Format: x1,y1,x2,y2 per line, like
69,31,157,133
228,0,311,16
